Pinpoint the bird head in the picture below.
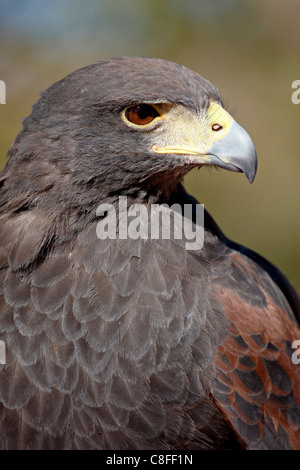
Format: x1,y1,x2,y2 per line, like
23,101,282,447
2,57,257,207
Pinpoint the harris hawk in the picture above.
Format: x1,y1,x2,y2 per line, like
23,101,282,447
0,57,299,450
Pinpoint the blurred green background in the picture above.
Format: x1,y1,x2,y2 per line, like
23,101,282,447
0,0,299,292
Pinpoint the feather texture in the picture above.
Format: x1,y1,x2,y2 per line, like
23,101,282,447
0,57,299,449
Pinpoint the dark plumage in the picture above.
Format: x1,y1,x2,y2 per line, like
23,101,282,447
0,57,299,450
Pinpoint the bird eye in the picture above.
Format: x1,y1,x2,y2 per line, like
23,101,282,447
212,123,223,131
125,104,160,126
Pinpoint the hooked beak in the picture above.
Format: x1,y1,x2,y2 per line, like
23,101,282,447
151,101,257,183
206,120,257,183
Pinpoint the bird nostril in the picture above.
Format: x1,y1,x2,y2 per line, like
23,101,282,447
212,123,223,131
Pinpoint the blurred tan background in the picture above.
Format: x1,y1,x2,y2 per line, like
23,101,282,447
0,0,299,292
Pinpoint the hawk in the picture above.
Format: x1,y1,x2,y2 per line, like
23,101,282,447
0,57,299,449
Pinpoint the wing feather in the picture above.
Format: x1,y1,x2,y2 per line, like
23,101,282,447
212,251,300,449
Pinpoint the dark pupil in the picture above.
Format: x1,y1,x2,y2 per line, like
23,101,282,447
136,105,155,119
126,104,159,125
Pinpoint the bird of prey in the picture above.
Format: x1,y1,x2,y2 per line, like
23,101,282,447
0,57,299,450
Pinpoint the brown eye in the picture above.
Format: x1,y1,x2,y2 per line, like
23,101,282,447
125,104,160,125
212,123,223,131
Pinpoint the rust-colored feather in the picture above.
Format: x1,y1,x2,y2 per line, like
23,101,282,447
213,253,300,449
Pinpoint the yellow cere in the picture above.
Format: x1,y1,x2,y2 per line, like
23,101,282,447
151,101,235,157
206,102,234,141
121,99,235,159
